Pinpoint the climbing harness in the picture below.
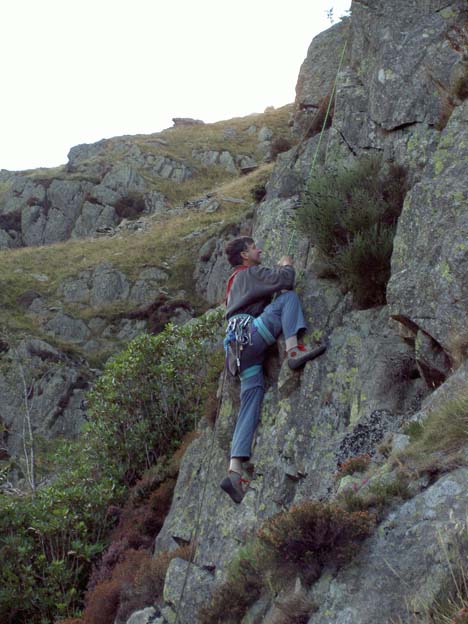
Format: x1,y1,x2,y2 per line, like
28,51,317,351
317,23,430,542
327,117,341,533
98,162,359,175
224,313,254,376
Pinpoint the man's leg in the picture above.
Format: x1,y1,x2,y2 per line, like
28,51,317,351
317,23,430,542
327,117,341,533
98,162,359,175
257,291,326,369
255,290,307,344
230,370,264,461
221,331,267,503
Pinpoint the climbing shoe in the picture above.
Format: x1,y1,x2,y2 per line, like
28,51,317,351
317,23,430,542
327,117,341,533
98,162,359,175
220,472,249,504
287,343,327,371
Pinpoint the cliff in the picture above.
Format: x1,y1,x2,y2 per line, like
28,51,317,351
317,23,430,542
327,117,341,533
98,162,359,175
144,2,468,623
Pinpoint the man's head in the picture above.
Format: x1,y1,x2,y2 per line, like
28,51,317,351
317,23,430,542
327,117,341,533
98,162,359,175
225,236,262,267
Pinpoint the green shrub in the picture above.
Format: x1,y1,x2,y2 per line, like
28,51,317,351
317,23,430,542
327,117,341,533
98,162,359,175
0,308,224,623
298,156,407,307
85,307,224,484
0,446,119,624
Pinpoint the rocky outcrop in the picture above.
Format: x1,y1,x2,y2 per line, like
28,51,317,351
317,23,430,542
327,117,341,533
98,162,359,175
309,467,468,623
172,118,205,127
0,339,90,461
293,19,349,138
38,262,184,354
387,100,468,375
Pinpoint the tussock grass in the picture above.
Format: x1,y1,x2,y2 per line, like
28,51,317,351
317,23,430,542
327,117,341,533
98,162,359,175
394,384,468,475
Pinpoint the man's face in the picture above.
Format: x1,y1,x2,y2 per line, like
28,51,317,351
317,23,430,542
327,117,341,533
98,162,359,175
242,242,262,266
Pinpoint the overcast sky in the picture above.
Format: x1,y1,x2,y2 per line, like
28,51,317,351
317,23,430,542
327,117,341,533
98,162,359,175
1,0,351,172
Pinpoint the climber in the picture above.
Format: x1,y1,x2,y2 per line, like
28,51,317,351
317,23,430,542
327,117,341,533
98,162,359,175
220,236,326,504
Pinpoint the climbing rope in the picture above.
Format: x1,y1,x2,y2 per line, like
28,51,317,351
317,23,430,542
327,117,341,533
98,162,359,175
172,37,349,622
285,38,348,260
173,365,227,624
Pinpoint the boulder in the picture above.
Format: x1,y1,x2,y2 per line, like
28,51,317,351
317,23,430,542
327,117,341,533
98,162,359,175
309,469,468,623
90,263,130,307
45,312,91,344
191,149,237,173
71,202,118,239
42,180,92,243
172,117,204,126
258,126,273,142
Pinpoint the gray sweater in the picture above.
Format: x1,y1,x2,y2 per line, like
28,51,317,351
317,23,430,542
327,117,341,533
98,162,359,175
225,265,295,319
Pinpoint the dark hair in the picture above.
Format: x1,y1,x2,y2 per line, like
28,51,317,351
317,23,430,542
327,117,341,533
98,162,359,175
225,236,254,267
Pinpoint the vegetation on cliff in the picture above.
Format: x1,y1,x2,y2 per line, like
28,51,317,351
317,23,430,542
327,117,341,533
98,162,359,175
0,309,224,623
298,156,408,308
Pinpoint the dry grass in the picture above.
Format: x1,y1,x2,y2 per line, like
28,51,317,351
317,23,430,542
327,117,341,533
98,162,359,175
392,383,468,477
0,166,263,340
270,590,316,624
447,330,468,371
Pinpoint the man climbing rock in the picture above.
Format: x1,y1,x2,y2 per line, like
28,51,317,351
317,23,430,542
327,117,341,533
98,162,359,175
220,236,326,504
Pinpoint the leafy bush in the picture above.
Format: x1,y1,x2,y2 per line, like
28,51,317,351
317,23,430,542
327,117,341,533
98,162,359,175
85,307,223,484
298,156,407,307
0,309,223,623
0,446,119,624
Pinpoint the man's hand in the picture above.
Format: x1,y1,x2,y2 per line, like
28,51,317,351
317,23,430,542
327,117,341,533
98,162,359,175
278,255,294,266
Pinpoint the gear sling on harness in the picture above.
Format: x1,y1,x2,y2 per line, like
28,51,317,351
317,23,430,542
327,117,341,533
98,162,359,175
224,314,254,376
224,265,253,376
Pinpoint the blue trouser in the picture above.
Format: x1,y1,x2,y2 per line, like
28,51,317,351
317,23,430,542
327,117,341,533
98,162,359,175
230,291,307,459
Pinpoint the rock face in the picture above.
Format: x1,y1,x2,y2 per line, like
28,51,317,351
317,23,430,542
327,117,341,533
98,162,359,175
309,468,468,624
387,101,468,360
0,340,90,460
137,2,468,623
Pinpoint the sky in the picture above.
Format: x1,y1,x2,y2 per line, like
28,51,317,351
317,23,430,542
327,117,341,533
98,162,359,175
1,0,351,172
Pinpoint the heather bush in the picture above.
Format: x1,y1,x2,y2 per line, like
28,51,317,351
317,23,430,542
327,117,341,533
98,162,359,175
251,182,267,202
116,544,191,622
337,454,371,477
270,137,292,160
257,501,375,578
298,156,407,308
199,502,375,623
